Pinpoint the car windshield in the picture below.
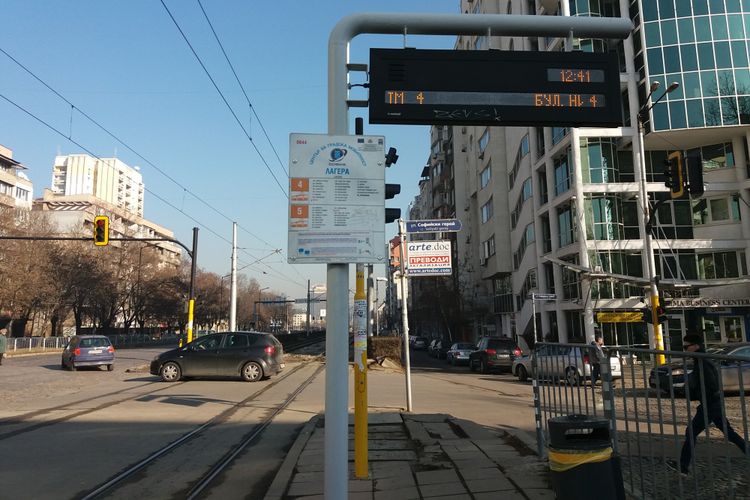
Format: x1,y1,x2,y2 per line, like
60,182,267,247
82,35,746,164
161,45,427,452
456,343,474,350
79,337,110,348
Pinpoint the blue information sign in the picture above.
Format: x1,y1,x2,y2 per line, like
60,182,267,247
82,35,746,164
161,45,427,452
405,219,462,233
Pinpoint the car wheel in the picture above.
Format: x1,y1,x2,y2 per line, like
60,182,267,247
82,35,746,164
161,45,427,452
241,361,263,382
107,364,114,372
518,365,529,382
565,367,581,386
160,362,181,382
70,362,77,372
61,361,66,370
450,357,456,366
469,360,476,372
480,359,488,374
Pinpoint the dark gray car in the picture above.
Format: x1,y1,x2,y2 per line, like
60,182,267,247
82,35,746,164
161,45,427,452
150,331,285,382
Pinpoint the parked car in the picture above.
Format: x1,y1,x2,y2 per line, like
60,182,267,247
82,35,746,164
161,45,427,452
434,340,449,360
534,344,622,385
150,331,285,382
469,337,522,373
512,354,533,381
649,343,750,394
412,337,428,350
61,335,115,371
427,339,441,357
446,342,475,366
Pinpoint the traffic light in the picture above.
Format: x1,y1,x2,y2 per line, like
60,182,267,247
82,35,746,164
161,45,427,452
384,147,401,223
641,305,668,324
93,215,109,246
655,305,668,324
641,307,652,324
663,151,686,199
685,152,705,197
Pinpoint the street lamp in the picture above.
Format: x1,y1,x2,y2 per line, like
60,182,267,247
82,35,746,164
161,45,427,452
637,80,679,363
255,286,270,330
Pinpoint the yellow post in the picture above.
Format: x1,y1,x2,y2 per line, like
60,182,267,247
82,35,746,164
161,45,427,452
353,264,368,478
651,294,666,365
187,298,195,344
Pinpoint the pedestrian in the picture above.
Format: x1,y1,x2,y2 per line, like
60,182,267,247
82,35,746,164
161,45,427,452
590,334,605,385
667,333,749,475
0,328,7,365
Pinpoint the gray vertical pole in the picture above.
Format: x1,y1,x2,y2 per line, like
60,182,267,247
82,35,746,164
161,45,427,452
229,222,237,331
532,294,538,343
398,219,413,411
306,279,311,335
367,265,374,337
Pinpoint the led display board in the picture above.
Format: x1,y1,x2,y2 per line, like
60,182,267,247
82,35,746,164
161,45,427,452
369,48,622,127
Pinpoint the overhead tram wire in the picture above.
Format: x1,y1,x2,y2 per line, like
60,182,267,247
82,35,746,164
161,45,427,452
0,45,275,251
159,0,288,198
197,0,288,176
0,89,306,287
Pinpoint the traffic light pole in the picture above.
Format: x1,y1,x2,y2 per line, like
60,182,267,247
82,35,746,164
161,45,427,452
186,227,199,344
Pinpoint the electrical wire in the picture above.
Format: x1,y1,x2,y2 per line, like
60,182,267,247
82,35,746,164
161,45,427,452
196,0,288,177
159,0,288,198
0,45,275,250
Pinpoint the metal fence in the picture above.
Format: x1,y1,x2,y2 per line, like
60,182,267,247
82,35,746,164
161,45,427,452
532,342,750,500
5,335,179,353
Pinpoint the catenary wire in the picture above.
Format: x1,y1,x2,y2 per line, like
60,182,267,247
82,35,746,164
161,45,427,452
196,0,288,177
0,45,275,250
0,91,305,286
159,0,288,198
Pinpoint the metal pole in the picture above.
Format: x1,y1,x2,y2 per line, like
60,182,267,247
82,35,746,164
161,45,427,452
398,219,413,411
229,222,237,331
532,294,538,343
367,264,375,337
306,279,311,335
187,227,198,344
638,115,666,364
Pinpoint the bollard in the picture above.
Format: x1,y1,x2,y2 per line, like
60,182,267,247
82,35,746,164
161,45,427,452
548,414,625,500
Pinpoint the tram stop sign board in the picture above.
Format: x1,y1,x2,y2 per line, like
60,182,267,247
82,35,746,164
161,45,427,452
369,48,622,128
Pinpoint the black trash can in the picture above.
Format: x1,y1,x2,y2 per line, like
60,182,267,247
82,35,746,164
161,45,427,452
547,414,625,500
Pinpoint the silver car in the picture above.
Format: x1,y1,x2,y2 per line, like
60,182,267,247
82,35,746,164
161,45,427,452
446,342,475,365
533,344,622,385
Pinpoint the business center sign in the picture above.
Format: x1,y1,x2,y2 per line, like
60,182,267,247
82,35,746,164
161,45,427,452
406,240,452,276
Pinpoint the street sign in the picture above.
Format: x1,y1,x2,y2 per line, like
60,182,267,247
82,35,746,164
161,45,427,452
405,219,462,233
596,311,643,323
295,298,325,304
288,133,386,264
369,48,622,127
406,240,452,276
530,293,557,300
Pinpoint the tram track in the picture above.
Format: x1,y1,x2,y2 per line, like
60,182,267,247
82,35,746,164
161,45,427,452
78,361,325,500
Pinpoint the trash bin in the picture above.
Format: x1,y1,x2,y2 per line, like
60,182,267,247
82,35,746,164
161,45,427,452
547,414,625,500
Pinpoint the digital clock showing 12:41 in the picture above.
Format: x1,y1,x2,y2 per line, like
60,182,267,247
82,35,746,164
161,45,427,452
548,68,605,83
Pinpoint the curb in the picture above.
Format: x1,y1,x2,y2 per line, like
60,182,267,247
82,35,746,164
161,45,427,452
264,413,321,500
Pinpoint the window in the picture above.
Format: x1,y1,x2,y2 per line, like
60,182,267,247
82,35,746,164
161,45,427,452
538,169,548,205
493,275,514,314
586,196,624,241
520,134,530,157
554,152,572,195
483,235,496,259
541,216,552,253
558,205,575,248
478,129,490,153
481,198,494,223
692,196,741,224
552,127,568,145
698,142,735,171
513,223,536,269
480,164,491,189
698,251,744,279
474,35,487,50
226,334,249,348
518,269,538,309
561,256,581,300
511,178,533,228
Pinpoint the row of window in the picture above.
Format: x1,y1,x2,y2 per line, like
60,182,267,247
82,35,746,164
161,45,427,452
513,223,535,269
645,15,750,47
508,134,530,190
643,0,750,22
510,178,533,229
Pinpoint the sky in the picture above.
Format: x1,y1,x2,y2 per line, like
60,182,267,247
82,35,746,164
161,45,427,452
0,0,459,301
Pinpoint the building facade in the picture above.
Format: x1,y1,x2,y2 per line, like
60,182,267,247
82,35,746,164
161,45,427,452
0,144,33,211
52,154,144,217
409,0,750,349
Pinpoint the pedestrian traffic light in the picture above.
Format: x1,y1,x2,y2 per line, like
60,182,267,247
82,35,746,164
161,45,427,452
685,152,705,197
93,215,109,246
641,305,668,324
655,304,668,324
384,147,401,223
641,307,652,324
664,151,686,199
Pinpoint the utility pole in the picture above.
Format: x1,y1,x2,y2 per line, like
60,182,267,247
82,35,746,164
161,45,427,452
397,219,413,411
229,222,237,331
367,264,375,337
186,227,199,344
306,279,311,335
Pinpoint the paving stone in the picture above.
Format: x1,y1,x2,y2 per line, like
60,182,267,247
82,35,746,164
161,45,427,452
439,439,479,452
423,444,442,453
451,457,496,469
524,488,557,499
423,495,473,500
374,474,417,491
349,479,373,492
369,440,413,450
424,422,456,439
369,450,418,461
415,468,460,485
404,420,437,445
292,471,324,483
287,480,324,497
373,486,420,500
289,495,324,500
465,477,516,493
505,471,549,490
297,452,325,466
457,467,505,481
404,413,449,423
418,481,468,497
295,463,325,473
474,491,525,500
450,419,500,440
444,451,486,462
371,461,414,477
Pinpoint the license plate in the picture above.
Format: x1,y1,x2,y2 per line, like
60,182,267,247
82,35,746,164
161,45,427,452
496,353,510,358
89,350,102,354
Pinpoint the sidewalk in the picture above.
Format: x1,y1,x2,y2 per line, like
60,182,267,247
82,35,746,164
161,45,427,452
265,365,553,500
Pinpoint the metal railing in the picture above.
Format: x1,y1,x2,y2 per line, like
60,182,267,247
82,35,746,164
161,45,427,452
532,342,750,500
5,335,179,353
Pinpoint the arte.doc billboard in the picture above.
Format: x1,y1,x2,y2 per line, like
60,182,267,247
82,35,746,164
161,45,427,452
406,240,452,276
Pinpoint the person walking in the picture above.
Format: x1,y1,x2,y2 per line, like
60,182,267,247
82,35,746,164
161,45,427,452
667,333,749,475
0,328,7,365
590,334,605,385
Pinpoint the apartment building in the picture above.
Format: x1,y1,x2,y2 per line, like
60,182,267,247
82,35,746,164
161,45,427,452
51,154,144,217
0,144,33,211
409,0,750,350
